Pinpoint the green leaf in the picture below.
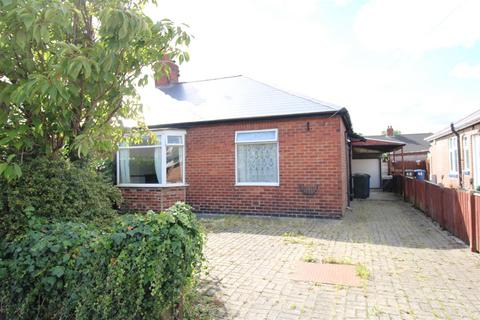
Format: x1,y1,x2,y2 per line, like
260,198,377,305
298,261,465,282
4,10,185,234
111,232,126,245
0,162,7,175
45,8,56,21
68,60,82,79
16,30,26,48
22,14,35,29
12,163,22,178
0,137,11,145
81,59,91,78
50,266,65,278
32,24,41,44
42,276,56,287
40,24,49,42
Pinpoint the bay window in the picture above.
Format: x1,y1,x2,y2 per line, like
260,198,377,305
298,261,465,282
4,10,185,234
117,131,185,186
235,129,279,186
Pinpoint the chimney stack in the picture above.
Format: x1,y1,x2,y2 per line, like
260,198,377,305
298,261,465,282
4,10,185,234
386,126,394,137
154,57,179,87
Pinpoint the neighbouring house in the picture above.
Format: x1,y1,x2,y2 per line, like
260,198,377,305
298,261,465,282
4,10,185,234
366,127,432,178
426,109,480,191
116,70,357,218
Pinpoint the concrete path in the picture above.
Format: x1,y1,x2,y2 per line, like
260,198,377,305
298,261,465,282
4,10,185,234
200,195,480,319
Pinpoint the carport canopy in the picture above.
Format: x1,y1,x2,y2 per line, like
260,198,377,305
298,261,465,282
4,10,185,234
351,137,405,154
350,137,406,188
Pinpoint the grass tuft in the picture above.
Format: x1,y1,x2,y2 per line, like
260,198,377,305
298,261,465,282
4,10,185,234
321,257,353,265
355,264,370,280
302,253,318,263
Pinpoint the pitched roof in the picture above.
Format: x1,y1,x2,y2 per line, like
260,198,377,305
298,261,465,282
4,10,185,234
426,109,480,141
138,75,352,130
365,133,432,153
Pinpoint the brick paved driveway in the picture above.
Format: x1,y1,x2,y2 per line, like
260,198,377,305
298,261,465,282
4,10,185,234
200,195,480,320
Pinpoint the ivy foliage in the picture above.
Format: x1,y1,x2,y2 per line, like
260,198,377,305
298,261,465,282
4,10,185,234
0,157,122,236
0,0,191,180
0,203,204,320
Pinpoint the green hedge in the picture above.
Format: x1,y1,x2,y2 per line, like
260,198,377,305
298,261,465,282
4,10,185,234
0,157,122,236
0,203,204,320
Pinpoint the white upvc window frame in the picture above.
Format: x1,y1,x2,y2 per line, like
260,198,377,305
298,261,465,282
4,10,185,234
473,134,480,191
448,136,458,176
235,128,280,187
463,135,470,175
116,129,186,187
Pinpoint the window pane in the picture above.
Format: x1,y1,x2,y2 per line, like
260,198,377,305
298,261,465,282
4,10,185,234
465,149,470,171
236,130,276,142
119,147,162,184
166,145,183,183
167,135,183,144
453,151,458,172
237,143,278,183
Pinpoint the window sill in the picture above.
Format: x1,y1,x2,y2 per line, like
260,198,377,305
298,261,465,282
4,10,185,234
449,173,458,178
235,183,280,187
117,183,188,188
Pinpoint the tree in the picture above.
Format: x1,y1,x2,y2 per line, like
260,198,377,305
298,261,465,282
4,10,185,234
0,0,190,180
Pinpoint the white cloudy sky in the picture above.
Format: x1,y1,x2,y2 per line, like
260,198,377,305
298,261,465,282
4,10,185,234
146,0,480,135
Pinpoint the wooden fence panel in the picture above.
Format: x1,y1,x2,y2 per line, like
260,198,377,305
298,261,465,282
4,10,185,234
405,177,415,204
474,194,480,252
393,176,403,194
443,188,456,236
453,190,471,245
424,182,432,217
414,180,426,212
455,190,472,243
429,183,444,226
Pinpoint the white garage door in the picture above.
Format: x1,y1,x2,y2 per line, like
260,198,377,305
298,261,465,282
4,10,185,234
352,159,381,189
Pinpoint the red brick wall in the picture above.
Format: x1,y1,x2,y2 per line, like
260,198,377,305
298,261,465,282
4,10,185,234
120,187,186,211
119,115,349,217
186,116,348,217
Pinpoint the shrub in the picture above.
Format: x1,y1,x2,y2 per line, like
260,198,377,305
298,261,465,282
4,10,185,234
0,203,204,319
0,157,122,236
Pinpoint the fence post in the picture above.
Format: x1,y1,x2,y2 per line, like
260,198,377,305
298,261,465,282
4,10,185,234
439,187,445,228
413,179,416,207
471,193,477,252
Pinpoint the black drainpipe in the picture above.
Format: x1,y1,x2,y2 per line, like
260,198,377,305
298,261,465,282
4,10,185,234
450,123,463,188
346,133,353,203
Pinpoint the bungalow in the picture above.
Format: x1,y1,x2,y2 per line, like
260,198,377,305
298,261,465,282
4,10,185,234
426,109,480,191
117,70,357,218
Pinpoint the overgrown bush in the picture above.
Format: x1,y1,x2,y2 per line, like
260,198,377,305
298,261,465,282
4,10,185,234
0,203,204,320
0,157,122,236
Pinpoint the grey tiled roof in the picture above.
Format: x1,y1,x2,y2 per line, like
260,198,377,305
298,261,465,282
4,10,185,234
145,75,346,127
366,133,432,153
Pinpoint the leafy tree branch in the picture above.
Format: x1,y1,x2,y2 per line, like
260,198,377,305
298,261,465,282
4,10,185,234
0,0,191,180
